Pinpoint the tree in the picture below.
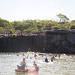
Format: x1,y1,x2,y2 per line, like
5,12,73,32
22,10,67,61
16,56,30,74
57,13,69,23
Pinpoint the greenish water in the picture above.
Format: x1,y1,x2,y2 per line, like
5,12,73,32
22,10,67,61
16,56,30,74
0,52,75,75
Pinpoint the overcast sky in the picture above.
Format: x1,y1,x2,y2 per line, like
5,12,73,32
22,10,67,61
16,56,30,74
0,0,75,21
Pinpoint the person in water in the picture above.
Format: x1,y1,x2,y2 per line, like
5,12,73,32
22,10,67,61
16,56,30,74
17,58,27,70
51,56,55,62
45,57,49,63
34,53,37,58
33,61,39,71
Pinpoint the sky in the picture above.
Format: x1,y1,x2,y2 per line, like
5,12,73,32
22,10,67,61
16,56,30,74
0,0,75,21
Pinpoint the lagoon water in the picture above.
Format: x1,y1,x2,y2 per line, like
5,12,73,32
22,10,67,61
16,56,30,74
0,52,75,75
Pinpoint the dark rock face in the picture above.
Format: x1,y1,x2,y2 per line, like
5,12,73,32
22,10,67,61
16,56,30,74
45,30,75,54
0,30,75,54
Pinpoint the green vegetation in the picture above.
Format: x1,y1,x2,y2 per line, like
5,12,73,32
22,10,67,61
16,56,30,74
0,14,75,36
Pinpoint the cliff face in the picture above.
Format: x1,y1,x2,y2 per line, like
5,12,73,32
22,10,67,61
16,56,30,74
0,30,75,54
45,30,75,54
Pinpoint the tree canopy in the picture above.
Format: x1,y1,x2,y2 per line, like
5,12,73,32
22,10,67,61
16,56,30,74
57,13,69,23
0,14,75,36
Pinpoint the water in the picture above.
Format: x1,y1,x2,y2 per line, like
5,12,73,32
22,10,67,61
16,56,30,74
0,52,75,75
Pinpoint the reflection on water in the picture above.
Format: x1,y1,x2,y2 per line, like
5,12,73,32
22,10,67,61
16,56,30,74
16,72,38,75
16,72,26,75
0,52,75,75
